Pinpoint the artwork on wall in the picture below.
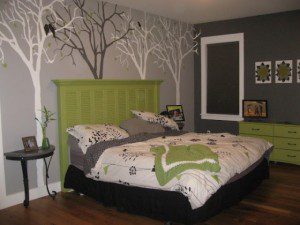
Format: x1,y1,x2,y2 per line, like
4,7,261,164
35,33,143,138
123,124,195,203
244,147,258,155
114,11,162,80
0,0,79,187
255,61,271,84
51,0,132,79
114,12,199,103
297,59,300,83
153,18,200,104
275,60,293,83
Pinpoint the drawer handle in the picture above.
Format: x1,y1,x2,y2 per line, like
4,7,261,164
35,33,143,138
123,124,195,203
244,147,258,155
252,128,260,131
286,155,296,158
288,131,297,134
288,143,296,146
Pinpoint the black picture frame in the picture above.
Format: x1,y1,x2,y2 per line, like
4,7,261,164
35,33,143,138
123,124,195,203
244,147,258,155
22,136,39,152
242,100,268,118
166,105,185,122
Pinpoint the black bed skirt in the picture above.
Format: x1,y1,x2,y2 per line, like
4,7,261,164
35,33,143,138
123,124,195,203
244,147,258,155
64,159,269,224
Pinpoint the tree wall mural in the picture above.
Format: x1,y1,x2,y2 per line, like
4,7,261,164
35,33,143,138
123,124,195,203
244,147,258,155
153,18,200,104
0,0,78,186
113,10,162,80
50,0,132,79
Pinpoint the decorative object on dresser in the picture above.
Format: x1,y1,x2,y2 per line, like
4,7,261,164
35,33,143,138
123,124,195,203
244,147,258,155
275,60,293,83
4,145,56,208
239,122,300,165
243,100,268,119
255,61,272,84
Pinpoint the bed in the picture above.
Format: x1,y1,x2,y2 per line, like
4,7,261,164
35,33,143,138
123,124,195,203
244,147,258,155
54,79,272,224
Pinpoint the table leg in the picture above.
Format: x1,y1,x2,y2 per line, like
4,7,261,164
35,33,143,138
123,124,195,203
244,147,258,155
43,156,57,199
21,160,29,208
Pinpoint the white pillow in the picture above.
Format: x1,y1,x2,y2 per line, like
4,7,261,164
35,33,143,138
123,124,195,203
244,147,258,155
67,124,129,154
131,110,179,131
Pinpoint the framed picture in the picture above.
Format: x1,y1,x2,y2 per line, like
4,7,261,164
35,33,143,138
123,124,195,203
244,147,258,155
22,136,39,152
255,61,272,84
275,60,293,83
243,100,268,119
166,105,185,122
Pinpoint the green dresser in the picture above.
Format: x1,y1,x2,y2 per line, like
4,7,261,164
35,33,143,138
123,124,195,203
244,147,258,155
239,122,300,165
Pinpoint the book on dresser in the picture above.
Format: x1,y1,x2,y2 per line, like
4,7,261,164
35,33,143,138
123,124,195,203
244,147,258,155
239,122,300,165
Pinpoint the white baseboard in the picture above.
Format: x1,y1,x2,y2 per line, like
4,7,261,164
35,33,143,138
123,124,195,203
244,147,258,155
0,181,61,210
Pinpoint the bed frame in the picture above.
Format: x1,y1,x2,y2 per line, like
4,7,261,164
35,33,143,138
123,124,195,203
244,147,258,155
54,79,269,224
53,79,162,191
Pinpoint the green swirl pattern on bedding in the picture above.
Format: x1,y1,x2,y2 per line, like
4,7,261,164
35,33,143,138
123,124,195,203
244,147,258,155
151,144,221,186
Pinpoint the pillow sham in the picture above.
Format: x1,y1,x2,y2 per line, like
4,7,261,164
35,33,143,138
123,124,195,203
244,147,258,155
67,124,129,154
120,118,165,136
131,110,179,130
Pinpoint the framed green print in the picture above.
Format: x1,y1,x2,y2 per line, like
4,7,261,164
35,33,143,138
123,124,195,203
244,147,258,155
255,61,271,84
275,60,293,83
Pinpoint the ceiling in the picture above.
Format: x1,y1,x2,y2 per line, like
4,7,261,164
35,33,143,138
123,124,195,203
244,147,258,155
105,0,300,24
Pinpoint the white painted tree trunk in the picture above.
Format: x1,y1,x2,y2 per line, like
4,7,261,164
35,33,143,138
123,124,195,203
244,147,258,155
0,98,6,198
175,81,180,105
0,0,80,192
32,73,44,187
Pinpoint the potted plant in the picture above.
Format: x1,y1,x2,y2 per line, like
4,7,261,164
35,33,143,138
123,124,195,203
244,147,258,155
35,106,55,149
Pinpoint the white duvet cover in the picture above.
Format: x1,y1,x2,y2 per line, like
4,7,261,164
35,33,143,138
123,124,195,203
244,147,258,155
87,132,272,209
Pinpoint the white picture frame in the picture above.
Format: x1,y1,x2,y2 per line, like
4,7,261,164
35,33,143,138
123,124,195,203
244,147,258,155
275,60,293,84
255,61,272,84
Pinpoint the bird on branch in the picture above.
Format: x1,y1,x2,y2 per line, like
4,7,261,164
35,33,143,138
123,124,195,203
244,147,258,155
137,21,142,29
44,23,56,38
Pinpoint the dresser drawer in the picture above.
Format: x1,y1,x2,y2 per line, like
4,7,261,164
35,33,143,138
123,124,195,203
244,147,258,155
274,137,300,151
274,125,300,139
240,134,273,144
239,123,273,136
271,149,300,165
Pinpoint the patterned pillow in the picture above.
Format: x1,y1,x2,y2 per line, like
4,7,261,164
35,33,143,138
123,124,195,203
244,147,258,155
131,110,179,130
120,118,165,136
67,124,129,154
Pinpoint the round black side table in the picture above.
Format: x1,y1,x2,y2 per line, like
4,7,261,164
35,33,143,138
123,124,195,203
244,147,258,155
4,145,57,208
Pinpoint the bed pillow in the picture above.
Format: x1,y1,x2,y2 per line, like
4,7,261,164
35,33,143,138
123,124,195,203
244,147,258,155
67,124,129,154
131,110,179,131
120,118,165,136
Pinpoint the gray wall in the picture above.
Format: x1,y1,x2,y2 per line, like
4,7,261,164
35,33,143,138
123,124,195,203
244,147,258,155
0,2,194,195
194,10,300,134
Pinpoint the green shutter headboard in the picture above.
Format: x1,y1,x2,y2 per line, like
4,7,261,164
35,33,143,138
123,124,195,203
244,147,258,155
53,79,162,191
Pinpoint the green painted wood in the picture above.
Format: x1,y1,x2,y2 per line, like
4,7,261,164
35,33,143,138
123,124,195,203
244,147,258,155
271,149,300,165
53,79,163,191
274,124,300,139
239,122,300,165
239,122,273,136
274,137,300,151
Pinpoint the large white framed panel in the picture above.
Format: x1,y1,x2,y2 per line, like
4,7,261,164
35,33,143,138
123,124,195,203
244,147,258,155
201,33,244,121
